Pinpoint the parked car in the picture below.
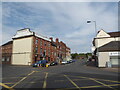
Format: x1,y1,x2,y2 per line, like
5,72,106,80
61,61,67,65
66,60,72,64
69,60,73,63
72,60,76,62
33,61,42,67
66,61,70,64
50,61,58,66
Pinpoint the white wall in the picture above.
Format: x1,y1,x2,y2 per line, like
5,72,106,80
95,38,114,48
12,37,33,65
98,52,109,67
95,37,120,48
94,30,120,48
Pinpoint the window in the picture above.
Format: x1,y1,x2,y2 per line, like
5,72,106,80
48,43,50,47
40,40,42,46
54,52,56,56
35,39,38,44
52,52,53,55
40,48,42,54
35,47,38,53
45,43,46,46
48,50,50,56
2,58,5,61
7,57,9,61
43,50,46,56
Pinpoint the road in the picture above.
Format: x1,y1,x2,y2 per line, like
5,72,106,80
1,59,120,90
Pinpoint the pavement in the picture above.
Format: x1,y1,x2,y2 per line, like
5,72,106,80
1,59,120,90
101,68,119,72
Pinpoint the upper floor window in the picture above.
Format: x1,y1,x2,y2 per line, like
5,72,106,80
40,40,42,46
35,39,38,44
48,50,50,56
48,43,50,47
35,47,38,53
45,43,46,46
40,48,42,54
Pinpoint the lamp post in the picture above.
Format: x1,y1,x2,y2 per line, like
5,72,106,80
87,20,98,67
87,20,97,35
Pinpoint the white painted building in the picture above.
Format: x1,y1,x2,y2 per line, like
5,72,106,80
92,29,120,67
12,28,51,65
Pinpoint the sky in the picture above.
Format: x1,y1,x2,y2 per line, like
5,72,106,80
1,0,118,53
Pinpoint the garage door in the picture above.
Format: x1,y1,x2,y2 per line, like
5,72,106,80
110,56,120,67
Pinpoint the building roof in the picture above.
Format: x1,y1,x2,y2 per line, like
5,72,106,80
2,41,13,46
98,41,120,52
35,34,51,41
107,31,120,37
12,28,51,41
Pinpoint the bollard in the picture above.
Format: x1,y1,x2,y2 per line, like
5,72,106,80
46,64,49,68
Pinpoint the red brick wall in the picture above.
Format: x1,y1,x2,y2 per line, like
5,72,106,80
1,41,13,64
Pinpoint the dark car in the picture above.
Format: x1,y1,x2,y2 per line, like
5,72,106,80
72,60,76,62
69,60,73,63
67,61,72,64
50,61,58,66
33,61,42,67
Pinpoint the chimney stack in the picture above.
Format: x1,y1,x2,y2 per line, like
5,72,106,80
49,37,53,41
56,38,59,43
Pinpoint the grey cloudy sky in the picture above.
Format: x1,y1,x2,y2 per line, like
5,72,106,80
1,0,118,53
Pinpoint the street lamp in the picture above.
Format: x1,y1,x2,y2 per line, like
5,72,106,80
87,20,98,67
87,20,97,35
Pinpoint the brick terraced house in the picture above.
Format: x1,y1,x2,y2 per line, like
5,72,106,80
1,28,71,65
0,41,13,64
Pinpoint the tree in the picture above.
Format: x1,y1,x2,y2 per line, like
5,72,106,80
71,53,78,59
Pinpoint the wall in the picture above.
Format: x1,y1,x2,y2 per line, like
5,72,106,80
95,37,120,48
1,42,12,64
98,52,109,67
95,38,114,48
12,37,33,65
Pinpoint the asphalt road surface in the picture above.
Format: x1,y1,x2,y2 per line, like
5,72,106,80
1,59,120,90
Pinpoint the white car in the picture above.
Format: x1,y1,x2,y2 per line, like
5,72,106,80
61,61,67,65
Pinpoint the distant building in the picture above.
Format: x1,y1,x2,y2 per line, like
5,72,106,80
92,29,120,67
0,28,71,65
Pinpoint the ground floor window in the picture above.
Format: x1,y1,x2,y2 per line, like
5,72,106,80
2,57,5,61
110,56,120,67
6,57,10,61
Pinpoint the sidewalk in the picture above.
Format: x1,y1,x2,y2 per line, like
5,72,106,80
84,65,119,73
101,67,119,72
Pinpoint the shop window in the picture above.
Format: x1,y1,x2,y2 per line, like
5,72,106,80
7,57,9,61
2,58,4,61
